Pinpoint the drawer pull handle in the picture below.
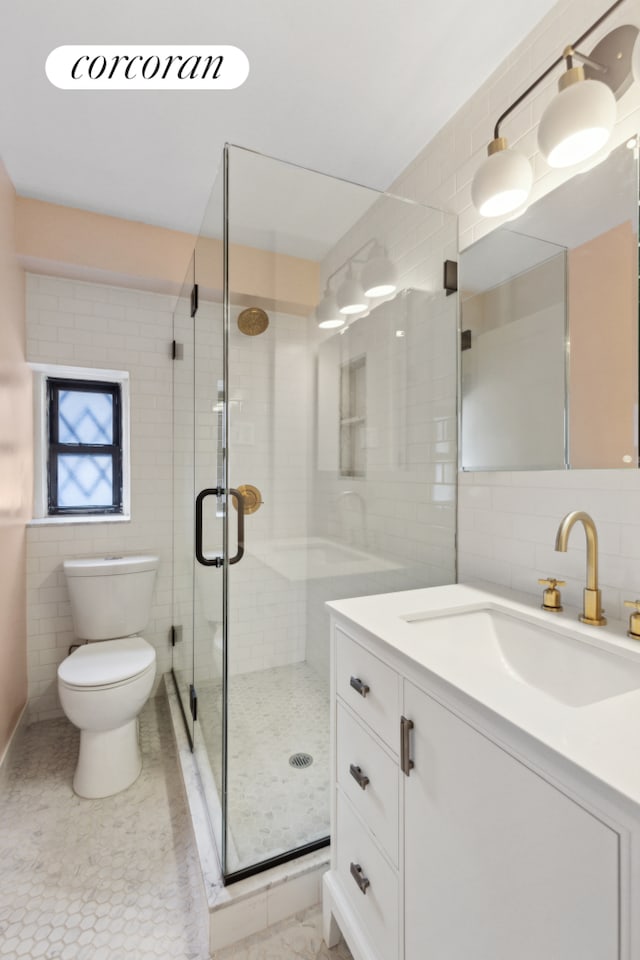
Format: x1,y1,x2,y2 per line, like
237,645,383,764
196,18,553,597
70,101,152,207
401,715,414,777
350,676,370,698
350,862,370,895
349,763,370,790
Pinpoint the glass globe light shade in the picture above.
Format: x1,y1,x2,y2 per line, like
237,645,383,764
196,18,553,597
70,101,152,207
471,138,533,218
538,69,616,168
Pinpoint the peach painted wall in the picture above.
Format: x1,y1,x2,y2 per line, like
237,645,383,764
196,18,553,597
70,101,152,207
15,198,319,313
0,157,30,761
568,221,638,468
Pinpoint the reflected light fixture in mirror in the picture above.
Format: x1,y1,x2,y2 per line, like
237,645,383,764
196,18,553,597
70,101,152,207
471,0,637,218
361,243,398,297
315,288,344,329
316,238,398,327
337,266,368,315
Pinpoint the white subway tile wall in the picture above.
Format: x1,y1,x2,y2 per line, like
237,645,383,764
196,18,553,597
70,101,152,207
458,470,640,621
26,274,174,722
217,303,313,677
173,297,314,685
309,288,457,678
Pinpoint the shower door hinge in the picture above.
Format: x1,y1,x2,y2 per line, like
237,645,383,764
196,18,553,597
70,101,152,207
171,340,184,360
190,283,199,318
189,684,198,722
443,259,458,296
170,625,183,647
461,329,472,351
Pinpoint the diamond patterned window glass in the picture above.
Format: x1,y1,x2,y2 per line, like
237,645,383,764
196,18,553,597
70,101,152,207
47,377,123,515
58,391,114,444
57,455,113,507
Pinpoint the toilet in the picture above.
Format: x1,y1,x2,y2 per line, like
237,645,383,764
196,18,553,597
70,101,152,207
58,554,159,799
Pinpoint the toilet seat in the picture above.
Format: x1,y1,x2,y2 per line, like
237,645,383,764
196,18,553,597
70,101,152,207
58,636,155,688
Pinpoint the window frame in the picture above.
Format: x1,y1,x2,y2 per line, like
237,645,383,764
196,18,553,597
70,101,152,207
30,363,131,524
47,377,123,516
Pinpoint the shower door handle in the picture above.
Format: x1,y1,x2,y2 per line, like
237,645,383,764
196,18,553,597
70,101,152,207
195,487,245,566
195,488,222,567
228,488,245,565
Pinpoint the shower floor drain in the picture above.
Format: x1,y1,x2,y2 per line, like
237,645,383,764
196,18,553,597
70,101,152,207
289,752,313,769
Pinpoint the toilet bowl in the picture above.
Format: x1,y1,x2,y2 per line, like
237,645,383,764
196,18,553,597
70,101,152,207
59,636,156,798
58,554,159,799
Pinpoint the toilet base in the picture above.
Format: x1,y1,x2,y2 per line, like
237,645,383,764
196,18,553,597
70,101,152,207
73,718,142,799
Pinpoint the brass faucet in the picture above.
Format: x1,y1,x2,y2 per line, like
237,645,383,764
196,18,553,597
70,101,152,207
554,511,606,626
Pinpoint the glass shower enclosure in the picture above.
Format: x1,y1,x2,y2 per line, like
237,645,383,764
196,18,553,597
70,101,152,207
172,145,458,882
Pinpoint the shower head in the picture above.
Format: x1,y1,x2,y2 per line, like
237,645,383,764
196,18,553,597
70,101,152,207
237,307,269,336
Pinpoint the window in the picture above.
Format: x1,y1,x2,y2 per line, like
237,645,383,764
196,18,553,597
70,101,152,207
30,364,130,522
47,378,122,515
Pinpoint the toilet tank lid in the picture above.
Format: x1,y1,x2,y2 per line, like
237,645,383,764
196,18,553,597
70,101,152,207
63,555,159,577
58,636,156,686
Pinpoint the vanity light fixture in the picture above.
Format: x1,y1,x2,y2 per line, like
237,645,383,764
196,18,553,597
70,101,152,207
471,0,638,217
315,238,398,327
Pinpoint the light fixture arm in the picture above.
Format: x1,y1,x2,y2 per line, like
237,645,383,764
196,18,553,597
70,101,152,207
571,49,608,73
492,0,625,140
324,238,380,288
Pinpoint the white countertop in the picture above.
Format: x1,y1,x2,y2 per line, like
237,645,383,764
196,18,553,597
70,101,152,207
328,581,640,814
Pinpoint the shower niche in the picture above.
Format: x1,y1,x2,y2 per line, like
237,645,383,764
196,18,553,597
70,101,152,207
171,145,458,883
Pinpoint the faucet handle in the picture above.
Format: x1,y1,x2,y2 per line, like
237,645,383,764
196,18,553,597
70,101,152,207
624,600,640,640
538,577,566,613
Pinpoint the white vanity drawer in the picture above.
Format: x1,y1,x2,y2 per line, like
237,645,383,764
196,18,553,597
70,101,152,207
335,627,400,750
336,789,399,960
336,703,399,867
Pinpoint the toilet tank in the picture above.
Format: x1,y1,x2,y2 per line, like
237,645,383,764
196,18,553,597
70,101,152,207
63,555,159,640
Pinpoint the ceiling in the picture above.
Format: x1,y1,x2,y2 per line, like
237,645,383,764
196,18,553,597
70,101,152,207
0,0,560,236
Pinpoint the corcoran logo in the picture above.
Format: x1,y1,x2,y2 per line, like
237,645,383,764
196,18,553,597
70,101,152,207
46,45,249,90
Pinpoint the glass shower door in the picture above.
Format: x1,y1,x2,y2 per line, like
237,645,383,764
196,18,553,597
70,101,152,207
222,145,457,880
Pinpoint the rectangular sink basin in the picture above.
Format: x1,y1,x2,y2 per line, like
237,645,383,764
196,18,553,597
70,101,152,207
401,608,640,707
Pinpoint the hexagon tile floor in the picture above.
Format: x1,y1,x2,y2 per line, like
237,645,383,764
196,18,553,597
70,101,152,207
0,697,210,959
0,695,351,960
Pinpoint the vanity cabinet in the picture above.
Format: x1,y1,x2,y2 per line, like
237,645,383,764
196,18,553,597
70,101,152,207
324,623,623,960
404,679,618,960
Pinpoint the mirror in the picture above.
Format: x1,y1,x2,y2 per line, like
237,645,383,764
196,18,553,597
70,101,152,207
460,138,639,470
